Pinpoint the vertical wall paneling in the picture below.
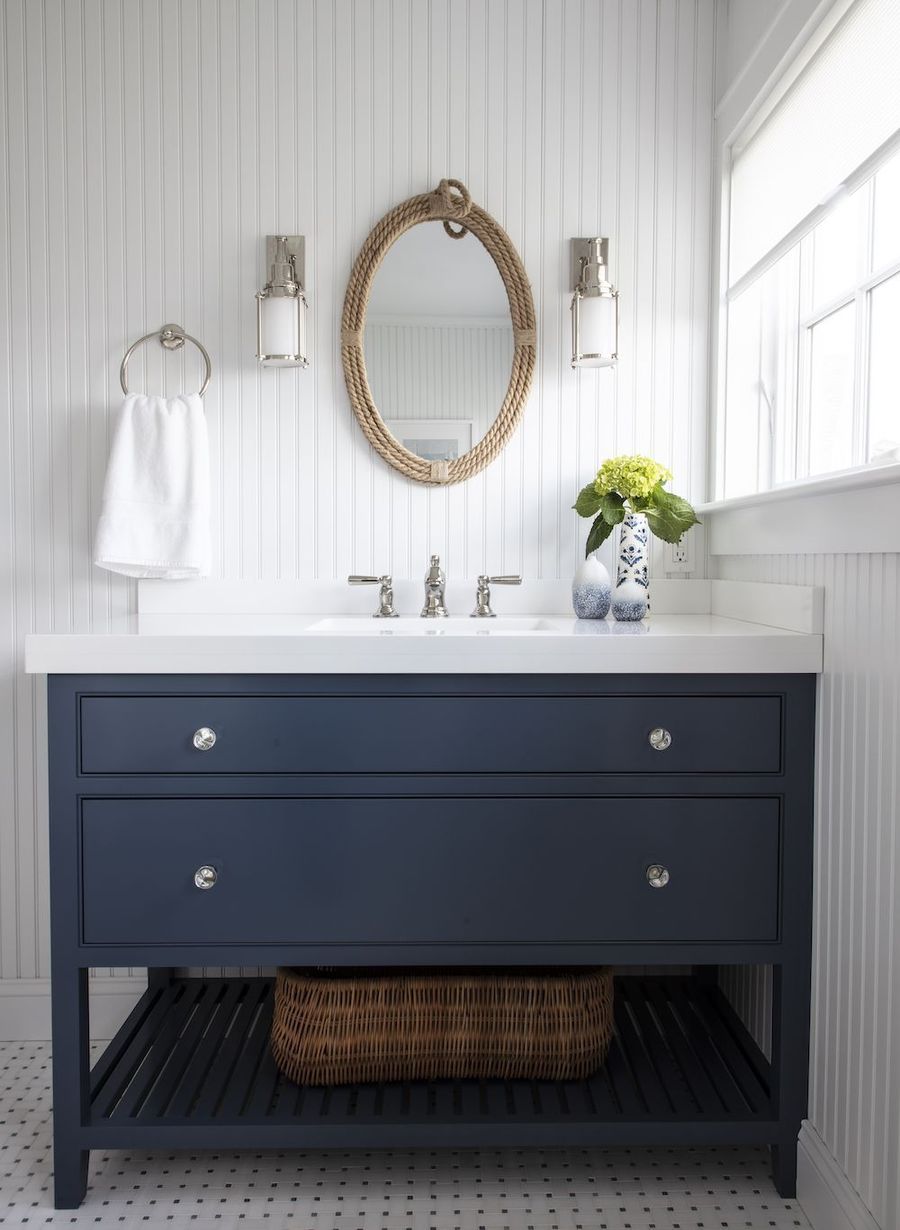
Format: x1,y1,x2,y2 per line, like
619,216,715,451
0,0,716,978
714,552,900,1230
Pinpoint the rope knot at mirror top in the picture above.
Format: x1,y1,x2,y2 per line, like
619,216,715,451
428,178,472,239
341,178,536,486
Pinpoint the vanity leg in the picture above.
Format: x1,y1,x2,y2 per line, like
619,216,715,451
51,966,90,1209
53,1148,89,1210
771,1141,798,1199
769,963,810,1200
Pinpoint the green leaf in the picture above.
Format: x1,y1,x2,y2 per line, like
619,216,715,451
644,488,701,544
573,482,602,518
598,491,626,526
585,514,614,556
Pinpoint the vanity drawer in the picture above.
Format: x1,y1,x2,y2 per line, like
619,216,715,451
78,693,782,775
80,796,780,946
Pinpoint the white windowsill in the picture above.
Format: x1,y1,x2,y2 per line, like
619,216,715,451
701,463,900,556
699,461,900,514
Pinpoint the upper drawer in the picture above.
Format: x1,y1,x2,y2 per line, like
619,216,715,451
79,693,782,776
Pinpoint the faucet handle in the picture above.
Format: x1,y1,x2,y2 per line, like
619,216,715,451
347,574,398,618
472,574,522,617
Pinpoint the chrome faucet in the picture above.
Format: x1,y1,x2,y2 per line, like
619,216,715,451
421,554,448,617
471,573,522,617
348,574,398,618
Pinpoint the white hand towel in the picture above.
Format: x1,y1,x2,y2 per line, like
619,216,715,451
94,393,211,579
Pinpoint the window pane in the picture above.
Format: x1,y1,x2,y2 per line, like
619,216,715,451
807,304,856,476
810,189,863,312
723,283,764,499
868,273,900,459
873,152,900,272
723,251,802,497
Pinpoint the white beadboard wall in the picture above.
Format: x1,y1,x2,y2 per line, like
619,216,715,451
0,0,716,986
714,551,900,1230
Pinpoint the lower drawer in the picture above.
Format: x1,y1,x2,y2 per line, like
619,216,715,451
80,797,780,946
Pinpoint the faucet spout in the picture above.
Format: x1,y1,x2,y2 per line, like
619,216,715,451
421,554,448,617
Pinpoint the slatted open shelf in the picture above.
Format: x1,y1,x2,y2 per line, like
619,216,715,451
86,975,775,1148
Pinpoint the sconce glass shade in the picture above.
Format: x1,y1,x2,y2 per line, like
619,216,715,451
570,236,618,368
257,290,308,367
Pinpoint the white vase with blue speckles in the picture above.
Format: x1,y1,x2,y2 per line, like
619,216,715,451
572,552,611,619
612,511,650,621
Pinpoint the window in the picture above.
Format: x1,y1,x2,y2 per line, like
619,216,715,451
717,0,900,500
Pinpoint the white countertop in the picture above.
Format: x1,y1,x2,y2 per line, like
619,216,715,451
24,610,823,674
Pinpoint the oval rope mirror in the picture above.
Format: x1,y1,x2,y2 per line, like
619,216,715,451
341,179,536,485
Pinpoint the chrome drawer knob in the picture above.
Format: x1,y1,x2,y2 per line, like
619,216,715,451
646,864,670,889
648,727,672,752
194,865,218,890
192,727,217,751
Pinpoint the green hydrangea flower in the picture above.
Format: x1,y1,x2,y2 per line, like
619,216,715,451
573,453,699,557
593,455,673,500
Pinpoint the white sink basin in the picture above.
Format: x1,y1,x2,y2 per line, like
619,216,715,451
306,616,558,635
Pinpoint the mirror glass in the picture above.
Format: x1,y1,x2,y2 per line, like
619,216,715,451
364,222,514,463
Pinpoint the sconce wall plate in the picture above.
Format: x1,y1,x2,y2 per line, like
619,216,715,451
266,234,305,286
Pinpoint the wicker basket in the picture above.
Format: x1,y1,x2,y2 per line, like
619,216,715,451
270,967,614,1086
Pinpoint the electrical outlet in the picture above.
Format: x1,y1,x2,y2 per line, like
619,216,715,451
666,538,692,573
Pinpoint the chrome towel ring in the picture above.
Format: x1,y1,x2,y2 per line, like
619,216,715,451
119,323,212,397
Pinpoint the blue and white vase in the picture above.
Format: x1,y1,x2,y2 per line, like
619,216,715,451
572,551,611,619
612,511,650,622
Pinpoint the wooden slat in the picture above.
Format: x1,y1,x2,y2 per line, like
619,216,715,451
241,1045,283,1119
91,983,185,1120
108,982,208,1121
601,1034,644,1116
349,1083,380,1120
690,984,772,1113
216,991,275,1119
140,981,230,1119
612,987,674,1116
190,981,271,1119
584,1067,620,1118
456,1080,483,1120
165,979,246,1118
658,978,752,1115
89,984,161,1099
378,1081,407,1120
638,978,723,1115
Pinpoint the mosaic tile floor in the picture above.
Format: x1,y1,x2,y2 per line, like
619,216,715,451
0,1042,809,1229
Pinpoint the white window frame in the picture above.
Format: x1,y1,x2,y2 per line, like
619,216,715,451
706,0,900,548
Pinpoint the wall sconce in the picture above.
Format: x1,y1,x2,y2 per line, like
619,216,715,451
570,237,618,368
256,235,309,366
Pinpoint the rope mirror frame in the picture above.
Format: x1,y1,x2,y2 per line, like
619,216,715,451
341,179,537,485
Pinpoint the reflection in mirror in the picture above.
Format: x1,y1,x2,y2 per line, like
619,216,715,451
364,222,513,464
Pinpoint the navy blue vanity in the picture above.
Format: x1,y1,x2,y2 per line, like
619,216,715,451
47,672,815,1208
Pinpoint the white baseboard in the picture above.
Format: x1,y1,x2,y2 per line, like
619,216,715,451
0,976,146,1041
798,1121,883,1230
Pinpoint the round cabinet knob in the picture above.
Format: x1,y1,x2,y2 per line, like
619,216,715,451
192,727,217,751
194,865,218,890
646,864,670,889
648,727,672,752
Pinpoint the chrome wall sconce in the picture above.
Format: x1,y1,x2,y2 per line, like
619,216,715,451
256,235,309,366
570,237,618,368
